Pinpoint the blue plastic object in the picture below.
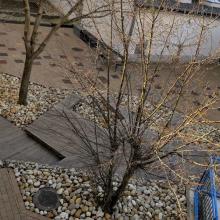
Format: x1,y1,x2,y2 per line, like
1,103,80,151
194,156,219,220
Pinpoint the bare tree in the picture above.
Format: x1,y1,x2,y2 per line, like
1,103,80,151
29,0,220,216
18,0,110,105
59,1,220,215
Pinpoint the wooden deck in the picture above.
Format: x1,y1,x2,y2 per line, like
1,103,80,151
26,94,111,168
0,168,50,220
0,116,60,164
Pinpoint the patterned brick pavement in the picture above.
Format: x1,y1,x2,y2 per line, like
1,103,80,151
0,22,96,89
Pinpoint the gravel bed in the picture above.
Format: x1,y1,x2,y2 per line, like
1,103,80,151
73,94,220,143
0,73,70,127
1,160,187,220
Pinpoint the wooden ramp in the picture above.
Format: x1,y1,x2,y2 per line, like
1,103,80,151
0,116,60,164
0,168,50,220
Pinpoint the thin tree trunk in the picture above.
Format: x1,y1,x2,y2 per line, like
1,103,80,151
18,55,33,105
102,167,134,213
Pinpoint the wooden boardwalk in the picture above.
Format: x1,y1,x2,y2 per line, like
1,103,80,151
0,116,60,164
0,168,50,220
26,95,111,168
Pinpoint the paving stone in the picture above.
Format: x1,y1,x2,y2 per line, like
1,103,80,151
0,60,7,64
0,52,8,56
96,67,104,71
111,74,119,79
72,47,83,52
60,55,67,59
77,62,84,66
14,59,24,64
98,76,107,84
43,55,52,59
8,48,16,51
33,61,41,65
62,79,72,84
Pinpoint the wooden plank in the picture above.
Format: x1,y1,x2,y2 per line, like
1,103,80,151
26,94,111,167
0,168,51,220
0,116,60,165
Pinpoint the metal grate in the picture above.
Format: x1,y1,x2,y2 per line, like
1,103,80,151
194,157,219,220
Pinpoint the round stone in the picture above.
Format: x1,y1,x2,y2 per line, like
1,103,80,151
33,187,60,211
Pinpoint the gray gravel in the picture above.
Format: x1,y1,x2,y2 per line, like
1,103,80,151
2,160,187,220
0,73,71,127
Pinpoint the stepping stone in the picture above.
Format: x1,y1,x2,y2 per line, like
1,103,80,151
0,60,7,64
0,52,8,56
0,44,5,47
14,59,24,64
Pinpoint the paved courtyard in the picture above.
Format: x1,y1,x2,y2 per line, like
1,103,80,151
0,22,98,89
0,22,219,127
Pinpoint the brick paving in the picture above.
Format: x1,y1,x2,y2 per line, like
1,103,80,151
0,168,50,220
0,22,99,89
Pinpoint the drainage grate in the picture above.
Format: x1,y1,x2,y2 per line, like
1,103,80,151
33,187,60,211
